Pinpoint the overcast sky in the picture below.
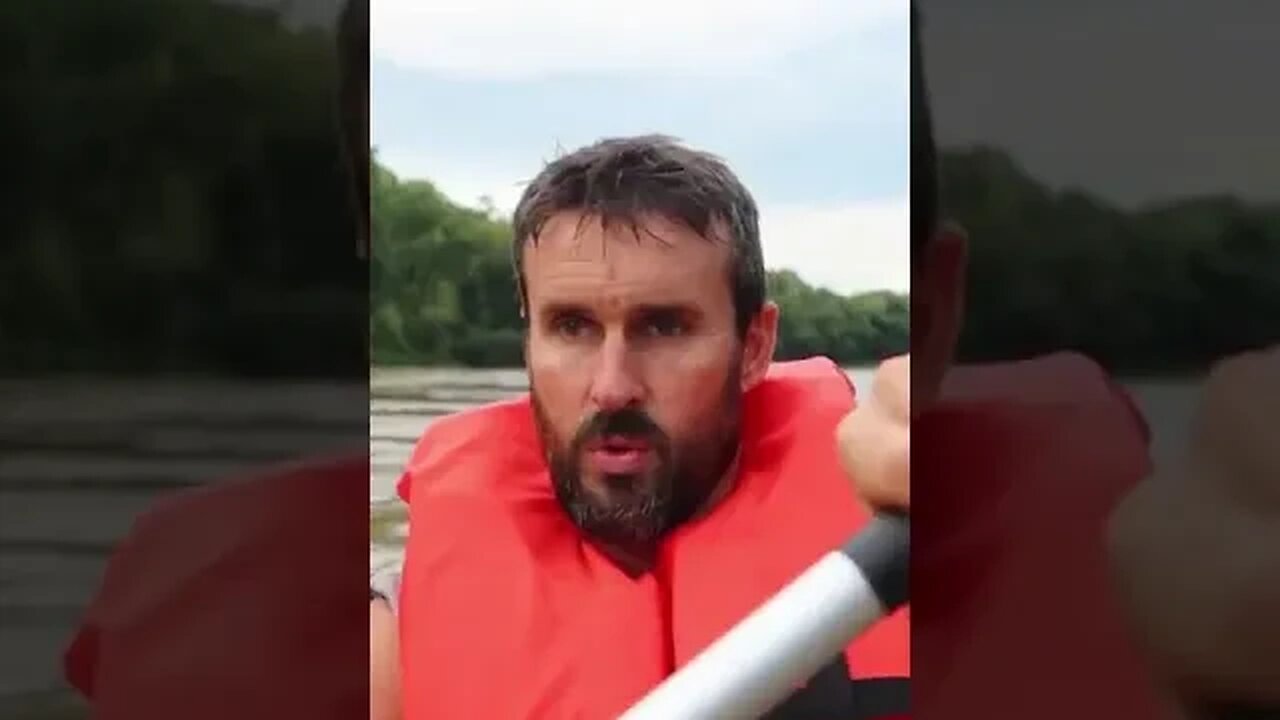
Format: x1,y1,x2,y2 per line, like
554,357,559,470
369,0,911,295
287,0,1277,294
918,0,1279,207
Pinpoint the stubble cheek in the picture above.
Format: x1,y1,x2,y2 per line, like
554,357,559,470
527,344,588,457
648,343,739,441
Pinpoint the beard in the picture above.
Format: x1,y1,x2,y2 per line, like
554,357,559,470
531,367,743,553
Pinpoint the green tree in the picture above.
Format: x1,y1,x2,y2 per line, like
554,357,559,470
4,0,363,375
370,162,911,367
941,147,1280,374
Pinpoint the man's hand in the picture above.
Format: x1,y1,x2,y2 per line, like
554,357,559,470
1108,347,1280,710
837,354,910,510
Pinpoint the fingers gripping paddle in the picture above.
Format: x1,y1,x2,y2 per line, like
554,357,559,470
619,513,909,720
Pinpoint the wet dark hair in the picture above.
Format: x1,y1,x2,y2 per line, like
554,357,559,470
912,3,939,265
511,135,766,336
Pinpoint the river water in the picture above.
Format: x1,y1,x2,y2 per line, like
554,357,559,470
0,366,1198,710
0,378,366,713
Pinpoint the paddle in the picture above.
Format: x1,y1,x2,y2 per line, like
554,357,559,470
620,513,909,719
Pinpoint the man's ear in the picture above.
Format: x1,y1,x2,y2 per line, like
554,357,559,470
741,301,779,391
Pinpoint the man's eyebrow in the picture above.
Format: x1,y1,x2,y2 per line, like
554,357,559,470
533,301,703,320
536,301,591,317
632,303,697,315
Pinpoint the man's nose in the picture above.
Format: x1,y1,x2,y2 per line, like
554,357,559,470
588,334,644,412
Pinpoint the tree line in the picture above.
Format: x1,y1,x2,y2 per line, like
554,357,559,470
943,147,1280,374
4,0,364,376
374,147,1280,374
370,160,909,367
8,0,1275,376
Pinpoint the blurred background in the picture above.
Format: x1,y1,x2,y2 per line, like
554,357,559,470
5,0,1276,717
919,0,1280,469
1,1,363,717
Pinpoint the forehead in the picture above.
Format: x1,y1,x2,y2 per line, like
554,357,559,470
521,211,734,309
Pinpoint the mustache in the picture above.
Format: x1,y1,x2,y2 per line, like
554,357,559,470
574,408,663,446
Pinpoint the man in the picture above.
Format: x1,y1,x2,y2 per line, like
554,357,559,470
839,7,1280,719
372,134,910,719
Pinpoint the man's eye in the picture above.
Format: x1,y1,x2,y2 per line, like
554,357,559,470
643,315,686,338
552,315,594,338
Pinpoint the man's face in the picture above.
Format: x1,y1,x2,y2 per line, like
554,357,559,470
522,211,748,550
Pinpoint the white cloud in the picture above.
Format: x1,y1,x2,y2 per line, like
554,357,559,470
921,0,1280,205
381,150,532,214
761,197,909,295
372,0,903,80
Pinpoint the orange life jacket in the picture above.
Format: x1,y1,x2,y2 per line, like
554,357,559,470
911,353,1169,720
62,453,369,720
396,357,910,720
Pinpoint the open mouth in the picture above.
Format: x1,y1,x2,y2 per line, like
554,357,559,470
585,435,654,475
